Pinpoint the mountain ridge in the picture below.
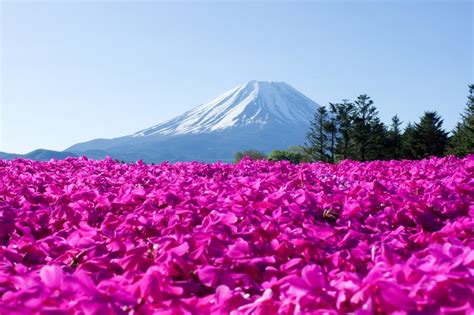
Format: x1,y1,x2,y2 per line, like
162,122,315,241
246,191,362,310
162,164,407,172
2,81,318,163
67,80,318,162
131,80,317,138
0,149,78,161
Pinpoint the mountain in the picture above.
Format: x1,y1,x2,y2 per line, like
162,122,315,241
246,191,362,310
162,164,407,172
134,80,317,136
0,152,18,160
0,149,78,161
24,149,78,161
67,80,319,163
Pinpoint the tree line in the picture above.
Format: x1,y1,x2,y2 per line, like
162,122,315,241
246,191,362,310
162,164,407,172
235,84,474,163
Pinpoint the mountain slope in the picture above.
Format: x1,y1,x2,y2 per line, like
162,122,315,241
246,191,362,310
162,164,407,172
0,152,18,160
24,149,78,161
67,81,318,162
0,149,78,161
133,81,317,137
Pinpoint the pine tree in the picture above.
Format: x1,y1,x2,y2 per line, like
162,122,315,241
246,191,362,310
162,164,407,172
366,119,387,160
306,106,329,161
350,95,386,161
401,122,416,159
329,100,354,160
386,115,403,160
448,84,474,157
323,118,337,163
410,111,448,159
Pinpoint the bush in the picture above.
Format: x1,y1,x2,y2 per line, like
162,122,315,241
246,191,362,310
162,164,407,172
268,150,304,164
234,150,267,163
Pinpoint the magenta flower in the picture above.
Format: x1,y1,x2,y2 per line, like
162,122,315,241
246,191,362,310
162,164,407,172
0,155,472,313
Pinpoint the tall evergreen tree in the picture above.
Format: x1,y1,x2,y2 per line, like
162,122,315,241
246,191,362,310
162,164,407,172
329,100,354,160
401,122,416,159
409,111,448,159
350,95,386,161
448,84,474,156
386,115,403,160
323,118,337,163
306,106,329,161
369,120,388,160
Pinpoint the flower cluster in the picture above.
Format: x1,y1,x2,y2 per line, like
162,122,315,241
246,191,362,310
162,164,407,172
0,155,473,314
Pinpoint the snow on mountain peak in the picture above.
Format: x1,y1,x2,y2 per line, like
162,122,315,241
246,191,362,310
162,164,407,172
133,80,318,137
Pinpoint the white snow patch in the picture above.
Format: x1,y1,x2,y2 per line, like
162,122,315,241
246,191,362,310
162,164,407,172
132,80,318,137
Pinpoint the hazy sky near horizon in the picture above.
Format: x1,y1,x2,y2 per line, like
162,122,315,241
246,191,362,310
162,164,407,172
1,0,473,154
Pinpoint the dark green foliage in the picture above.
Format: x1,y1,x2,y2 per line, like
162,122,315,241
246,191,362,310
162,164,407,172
407,111,449,159
323,118,337,163
329,100,354,160
268,150,304,164
234,149,267,163
306,106,330,161
301,86,474,162
350,95,386,161
287,146,315,162
386,115,403,160
369,121,388,160
401,123,416,159
448,84,474,157
307,96,388,162
303,92,464,162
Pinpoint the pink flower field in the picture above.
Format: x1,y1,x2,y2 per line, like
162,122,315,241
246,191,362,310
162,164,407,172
0,156,473,314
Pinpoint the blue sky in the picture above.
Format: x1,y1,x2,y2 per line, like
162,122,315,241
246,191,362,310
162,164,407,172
1,0,472,154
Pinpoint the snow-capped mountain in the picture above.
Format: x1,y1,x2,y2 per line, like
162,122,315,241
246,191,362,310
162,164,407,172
133,81,317,137
67,81,318,163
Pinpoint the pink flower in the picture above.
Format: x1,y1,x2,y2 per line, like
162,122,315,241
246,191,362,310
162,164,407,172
0,156,472,313
39,265,64,289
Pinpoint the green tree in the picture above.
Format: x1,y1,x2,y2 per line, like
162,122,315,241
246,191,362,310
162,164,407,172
410,111,448,159
323,118,337,163
401,122,416,159
234,149,267,163
287,145,315,162
329,100,354,160
448,84,474,157
386,115,403,160
306,106,330,161
268,150,304,164
369,120,387,160
350,95,386,161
